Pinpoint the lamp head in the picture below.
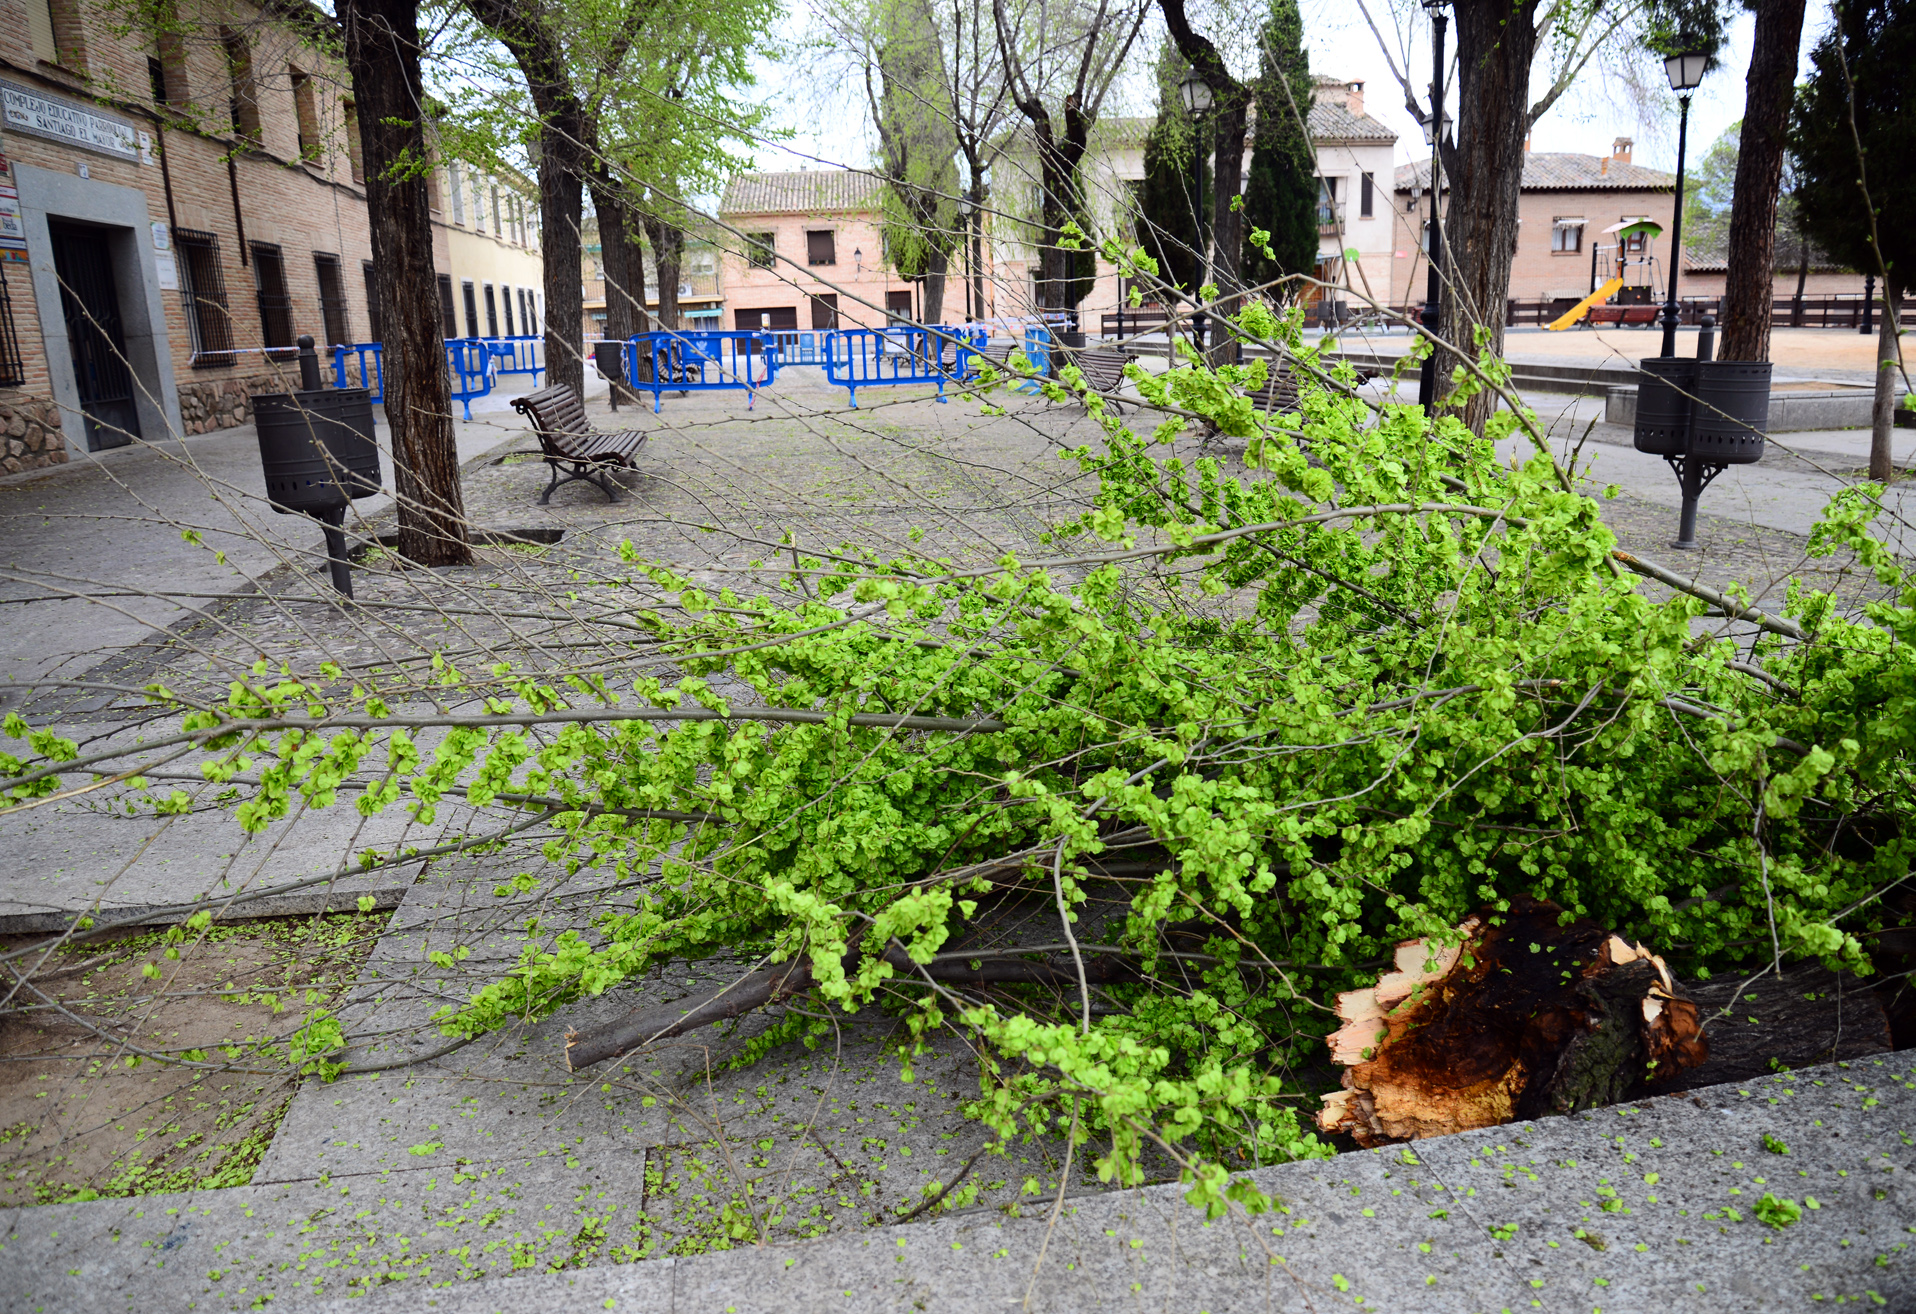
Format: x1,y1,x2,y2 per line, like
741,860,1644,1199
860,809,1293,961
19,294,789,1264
1177,69,1213,116
1663,50,1709,92
1421,108,1452,145
1419,0,1446,11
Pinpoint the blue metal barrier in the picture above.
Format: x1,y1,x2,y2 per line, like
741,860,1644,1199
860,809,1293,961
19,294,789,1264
330,338,516,419
823,326,986,407
762,331,823,365
446,339,496,420
489,335,545,382
1021,325,1052,376
627,331,776,413
332,342,385,401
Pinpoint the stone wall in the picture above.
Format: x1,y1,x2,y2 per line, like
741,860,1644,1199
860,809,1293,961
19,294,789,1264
0,394,68,474
176,373,285,435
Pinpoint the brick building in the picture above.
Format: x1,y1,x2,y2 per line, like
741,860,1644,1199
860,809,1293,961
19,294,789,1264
1393,141,1680,305
716,171,920,334
0,0,541,475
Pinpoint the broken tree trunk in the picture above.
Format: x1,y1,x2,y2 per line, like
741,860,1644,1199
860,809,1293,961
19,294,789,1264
1318,898,1708,1146
1660,966,1892,1090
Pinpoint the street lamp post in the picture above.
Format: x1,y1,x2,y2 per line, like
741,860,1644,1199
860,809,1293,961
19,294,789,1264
1657,50,1709,358
1178,68,1214,358
1416,0,1449,411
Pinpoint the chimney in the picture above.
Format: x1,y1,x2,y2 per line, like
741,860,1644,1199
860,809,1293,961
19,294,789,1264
1525,131,1532,152
1612,137,1633,164
1600,156,1610,177
1345,81,1364,117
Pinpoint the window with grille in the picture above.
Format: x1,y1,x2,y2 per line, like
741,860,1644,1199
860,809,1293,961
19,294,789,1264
362,261,382,341
0,263,26,388
500,286,514,336
437,274,456,338
250,243,295,358
518,287,534,336
313,252,349,344
483,283,498,337
806,230,836,266
290,68,319,161
344,102,364,184
461,280,479,338
221,29,259,140
176,228,235,368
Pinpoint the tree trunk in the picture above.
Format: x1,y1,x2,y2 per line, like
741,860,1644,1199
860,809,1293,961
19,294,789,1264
1444,0,1539,433
339,0,470,567
1871,284,1904,482
536,124,587,399
643,213,683,330
1158,0,1249,367
923,247,948,326
461,0,589,401
588,175,643,405
1719,0,1808,363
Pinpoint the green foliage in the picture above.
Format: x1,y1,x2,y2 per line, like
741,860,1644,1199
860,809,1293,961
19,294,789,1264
1790,0,1916,296
1239,0,1316,292
6,297,1913,1216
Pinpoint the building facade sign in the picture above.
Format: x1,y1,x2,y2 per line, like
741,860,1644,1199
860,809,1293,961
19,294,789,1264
1,82,139,161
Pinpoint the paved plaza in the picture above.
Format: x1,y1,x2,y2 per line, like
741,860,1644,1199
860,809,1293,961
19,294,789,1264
0,352,1910,1311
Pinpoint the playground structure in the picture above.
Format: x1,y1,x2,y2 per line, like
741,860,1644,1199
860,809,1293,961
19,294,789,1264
1547,219,1667,330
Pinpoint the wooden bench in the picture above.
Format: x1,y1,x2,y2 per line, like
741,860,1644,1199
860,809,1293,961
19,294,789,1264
511,384,646,504
1059,346,1134,413
1247,370,1301,414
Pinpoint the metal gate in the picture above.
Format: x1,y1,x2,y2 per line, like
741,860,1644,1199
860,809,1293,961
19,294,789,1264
50,224,139,450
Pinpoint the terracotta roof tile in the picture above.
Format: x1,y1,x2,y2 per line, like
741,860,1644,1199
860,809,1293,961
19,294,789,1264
1395,153,1676,192
719,170,886,215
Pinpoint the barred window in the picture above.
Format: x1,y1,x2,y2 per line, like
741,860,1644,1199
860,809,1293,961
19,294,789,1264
250,242,296,359
0,262,25,388
175,228,236,369
314,252,349,345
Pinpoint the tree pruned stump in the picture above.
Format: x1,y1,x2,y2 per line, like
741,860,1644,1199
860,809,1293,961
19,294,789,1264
1318,898,1708,1147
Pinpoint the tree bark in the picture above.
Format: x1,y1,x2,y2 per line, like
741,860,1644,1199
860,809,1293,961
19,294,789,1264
339,0,471,567
642,212,683,330
1158,0,1249,368
461,0,589,401
1444,0,1540,433
1791,238,1808,327
923,247,948,325
1871,285,1904,482
588,173,643,404
1719,0,1808,363
1661,966,1891,1090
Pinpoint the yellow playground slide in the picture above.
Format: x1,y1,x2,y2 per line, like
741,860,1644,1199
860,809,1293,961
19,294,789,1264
1548,277,1625,331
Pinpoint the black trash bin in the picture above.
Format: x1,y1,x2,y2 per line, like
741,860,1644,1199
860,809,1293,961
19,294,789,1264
1689,360,1770,465
1632,357,1698,457
254,335,381,595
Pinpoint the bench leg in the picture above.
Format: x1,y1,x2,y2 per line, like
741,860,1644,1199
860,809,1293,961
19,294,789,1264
540,460,621,504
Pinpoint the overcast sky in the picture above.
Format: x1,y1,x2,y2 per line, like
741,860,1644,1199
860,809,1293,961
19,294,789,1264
745,0,1833,180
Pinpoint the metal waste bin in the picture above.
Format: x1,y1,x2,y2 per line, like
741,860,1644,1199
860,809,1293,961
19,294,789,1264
254,335,381,595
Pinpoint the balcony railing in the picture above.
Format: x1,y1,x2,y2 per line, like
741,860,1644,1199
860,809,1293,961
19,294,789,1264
1316,201,1346,236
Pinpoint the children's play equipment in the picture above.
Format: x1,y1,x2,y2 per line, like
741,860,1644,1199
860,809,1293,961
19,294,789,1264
1547,219,1666,330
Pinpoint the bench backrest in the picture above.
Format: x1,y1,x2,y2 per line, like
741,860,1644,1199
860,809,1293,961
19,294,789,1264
1066,349,1131,390
514,385,594,456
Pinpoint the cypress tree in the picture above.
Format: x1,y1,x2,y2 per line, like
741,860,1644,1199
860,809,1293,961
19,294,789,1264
1241,0,1317,296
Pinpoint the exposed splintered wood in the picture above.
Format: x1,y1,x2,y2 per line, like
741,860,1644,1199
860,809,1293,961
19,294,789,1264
1318,898,1708,1146
1662,966,1892,1090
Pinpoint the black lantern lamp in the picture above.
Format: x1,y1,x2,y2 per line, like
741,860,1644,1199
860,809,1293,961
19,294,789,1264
1177,68,1214,355
1416,0,1450,410
1657,49,1708,358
